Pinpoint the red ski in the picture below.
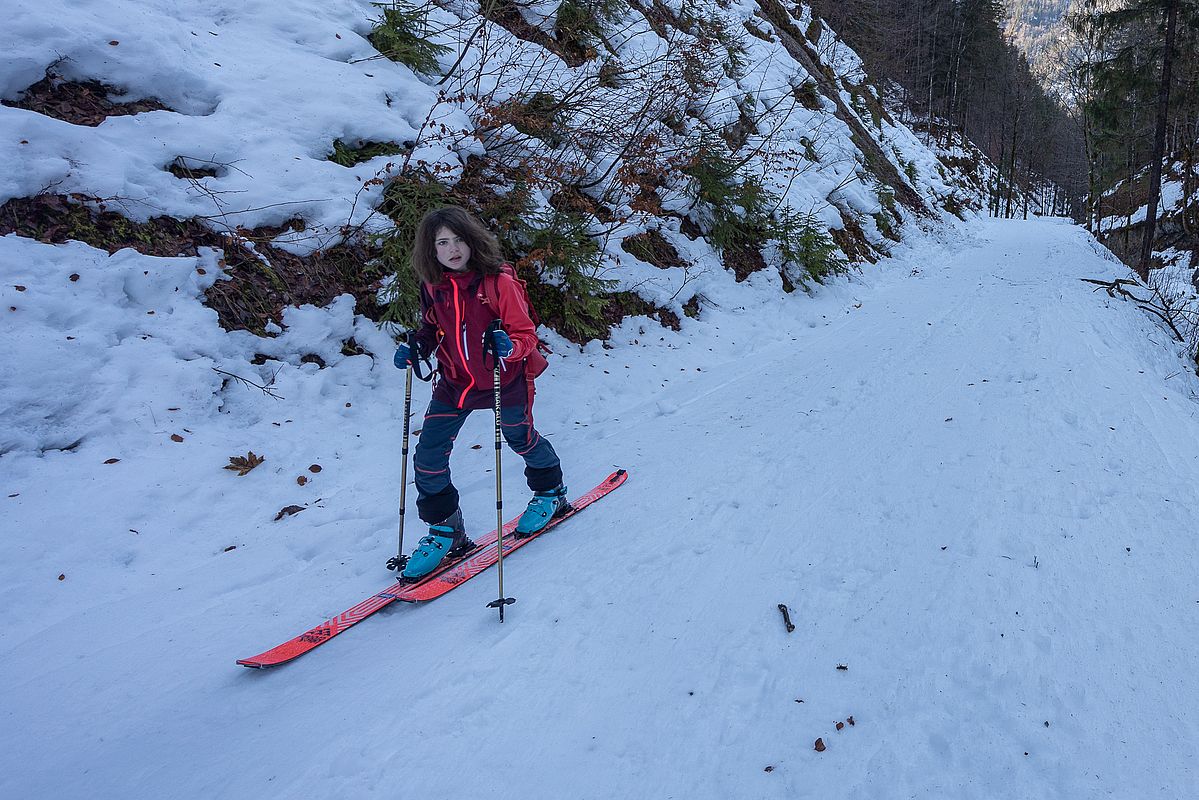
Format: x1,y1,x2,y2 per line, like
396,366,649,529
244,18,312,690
237,469,627,668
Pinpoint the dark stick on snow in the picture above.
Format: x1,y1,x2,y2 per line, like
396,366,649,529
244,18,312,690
778,604,795,633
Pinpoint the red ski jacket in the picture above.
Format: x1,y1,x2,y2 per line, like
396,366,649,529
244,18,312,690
411,267,547,410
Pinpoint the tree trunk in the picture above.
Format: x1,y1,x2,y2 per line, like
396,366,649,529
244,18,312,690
1183,137,1196,237
1137,0,1180,279
1005,107,1020,218
1084,122,1097,232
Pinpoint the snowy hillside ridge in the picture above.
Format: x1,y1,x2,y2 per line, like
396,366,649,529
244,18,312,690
1094,152,1199,364
883,91,1063,219
0,0,988,454
0,1,974,321
0,0,426,244
1099,155,1199,234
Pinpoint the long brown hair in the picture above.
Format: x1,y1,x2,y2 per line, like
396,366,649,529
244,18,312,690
411,206,505,285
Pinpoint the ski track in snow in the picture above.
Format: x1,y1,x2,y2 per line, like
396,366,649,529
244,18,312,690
3,217,1199,799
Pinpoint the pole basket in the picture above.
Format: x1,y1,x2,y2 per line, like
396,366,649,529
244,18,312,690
487,596,516,622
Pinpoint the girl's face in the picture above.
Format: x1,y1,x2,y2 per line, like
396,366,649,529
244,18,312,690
434,226,471,272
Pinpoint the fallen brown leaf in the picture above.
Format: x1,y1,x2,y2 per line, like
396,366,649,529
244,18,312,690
814,738,826,752
224,451,265,476
274,505,305,521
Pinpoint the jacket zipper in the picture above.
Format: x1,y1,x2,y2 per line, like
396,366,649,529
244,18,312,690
451,279,474,408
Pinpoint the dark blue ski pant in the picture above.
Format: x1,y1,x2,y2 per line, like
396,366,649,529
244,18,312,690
413,399,563,523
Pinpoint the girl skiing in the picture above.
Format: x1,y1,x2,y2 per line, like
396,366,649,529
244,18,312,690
392,206,568,580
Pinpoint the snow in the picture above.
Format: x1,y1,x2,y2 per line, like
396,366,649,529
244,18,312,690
5,215,1199,798
1096,157,1198,342
4,0,1199,796
0,0,450,243
1099,158,1197,234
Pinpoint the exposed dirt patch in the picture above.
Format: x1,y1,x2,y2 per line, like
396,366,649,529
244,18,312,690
482,1,573,64
166,157,223,180
604,291,681,333
550,186,615,223
621,230,687,269
743,20,776,43
793,80,822,111
829,209,878,264
628,0,678,38
3,194,212,257
721,240,768,282
939,153,979,174
679,215,703,240
0,194,386,336
722,100,757,150
1099,179,1152,220
327,139,407,168
3,74,173,126
629,185,667,215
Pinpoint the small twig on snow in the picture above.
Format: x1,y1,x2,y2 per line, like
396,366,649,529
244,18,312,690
213,366,284,400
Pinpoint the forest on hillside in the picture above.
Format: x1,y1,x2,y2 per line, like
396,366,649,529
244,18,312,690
806,0,1197,362
1004,0,1073,63
808,0,1086,216
1066,0,1198,278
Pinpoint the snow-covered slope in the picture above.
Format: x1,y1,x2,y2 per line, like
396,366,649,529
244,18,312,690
4,217,1199,798
1,0,972,341
0,0,993,458
1097,154,1199,359
0,0,441,240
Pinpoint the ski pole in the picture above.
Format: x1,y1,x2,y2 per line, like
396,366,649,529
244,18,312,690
484,320,515,621
385,364,414,574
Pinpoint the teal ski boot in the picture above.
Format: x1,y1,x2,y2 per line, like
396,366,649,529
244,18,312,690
401,509,473,581
515,485,570,538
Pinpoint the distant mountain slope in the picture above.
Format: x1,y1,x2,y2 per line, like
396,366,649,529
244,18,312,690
1003,0,1074,82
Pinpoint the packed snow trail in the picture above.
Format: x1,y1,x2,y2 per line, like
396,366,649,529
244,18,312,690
3,217,1198,799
